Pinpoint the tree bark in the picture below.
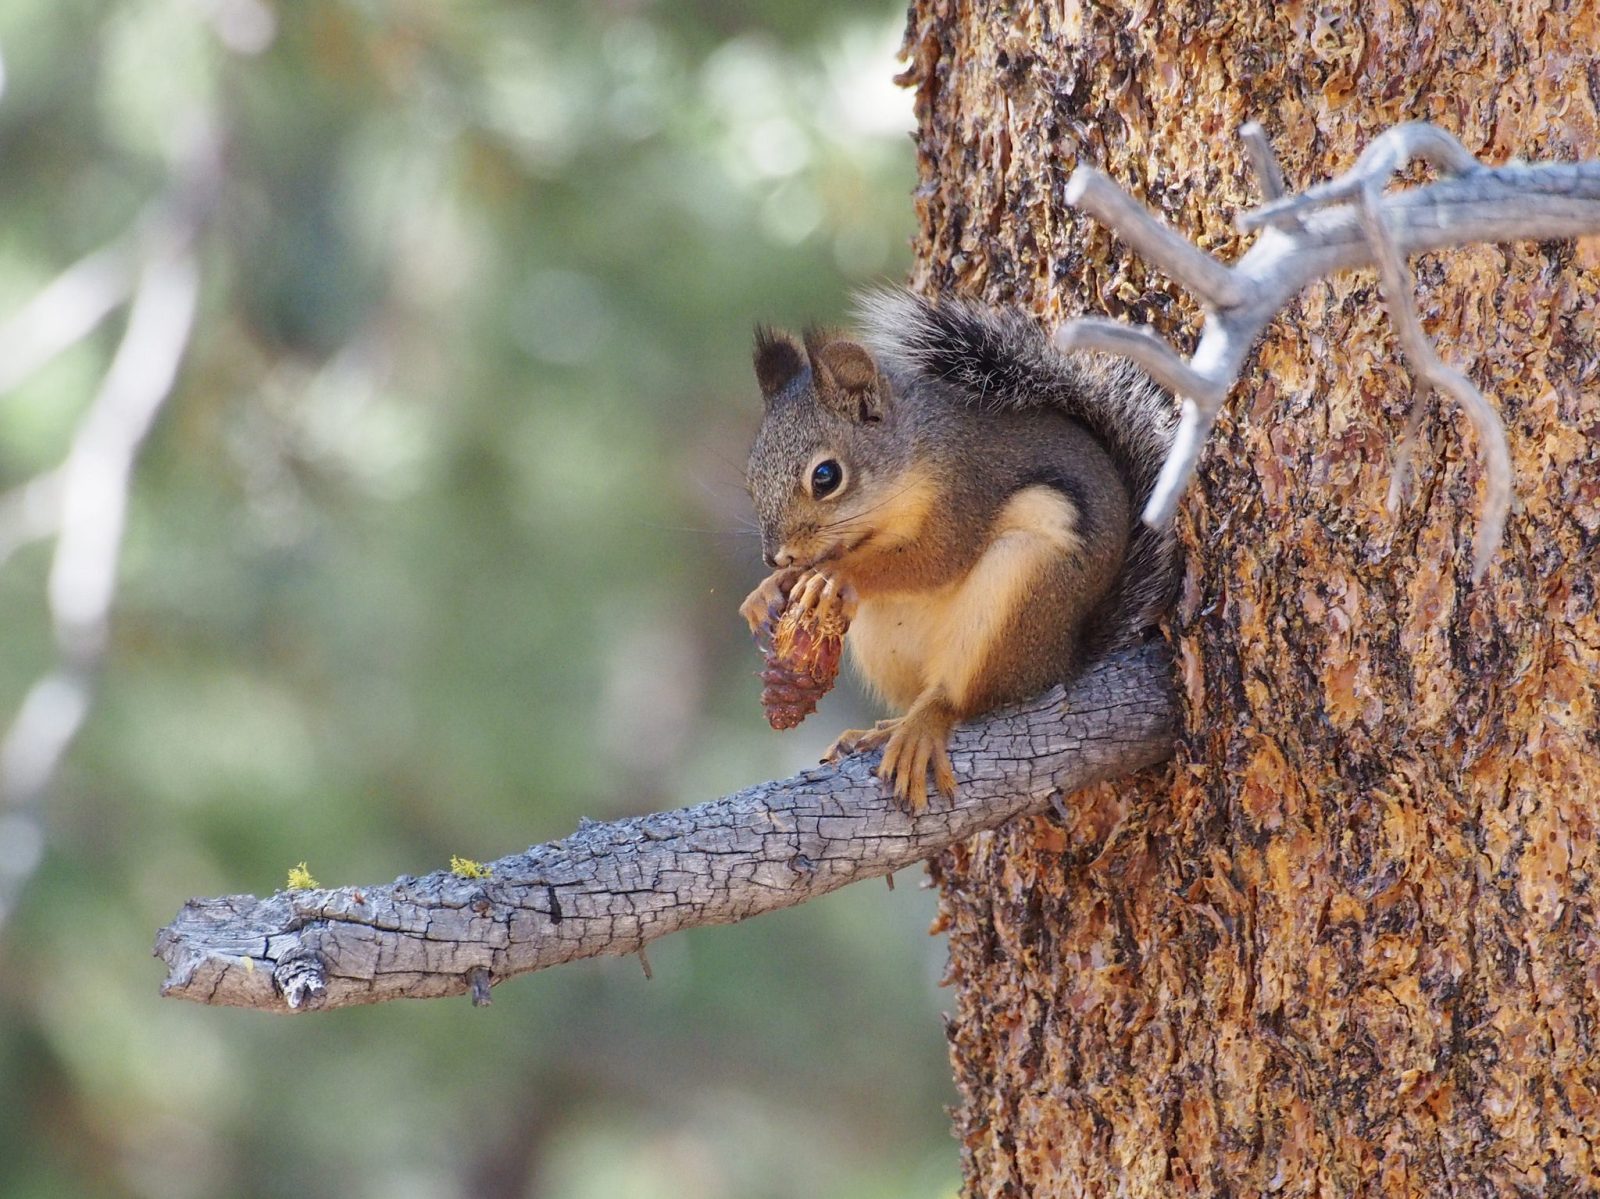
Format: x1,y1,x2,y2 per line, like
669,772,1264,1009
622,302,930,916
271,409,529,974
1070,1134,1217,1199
155,645,1174,1011
903,2,1600,1195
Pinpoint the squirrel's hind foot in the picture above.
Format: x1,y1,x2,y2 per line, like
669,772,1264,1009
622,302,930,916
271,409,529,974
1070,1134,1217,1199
821,719,898,764
876,703,957,812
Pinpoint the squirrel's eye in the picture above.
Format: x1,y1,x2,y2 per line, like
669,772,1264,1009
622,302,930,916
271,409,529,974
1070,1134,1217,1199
810,459,843,499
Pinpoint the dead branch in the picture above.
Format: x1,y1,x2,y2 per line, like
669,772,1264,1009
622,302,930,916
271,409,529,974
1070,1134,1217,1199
154,642,1175,1012
1055,120,1600,578
0,471,62,575
0,132,219,933
0,241,138,398
1355,182,1511,578
0,238,200,931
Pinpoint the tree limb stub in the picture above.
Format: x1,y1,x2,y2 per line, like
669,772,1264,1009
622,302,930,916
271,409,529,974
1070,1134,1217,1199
154,642,1176,1012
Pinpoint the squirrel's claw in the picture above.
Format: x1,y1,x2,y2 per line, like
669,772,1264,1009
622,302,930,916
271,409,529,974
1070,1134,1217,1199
791,570,858,622
821,719,897,764
877,708,956,812
739,568,802,638
742,568,857,640
792,570,827,614
929,741,957,799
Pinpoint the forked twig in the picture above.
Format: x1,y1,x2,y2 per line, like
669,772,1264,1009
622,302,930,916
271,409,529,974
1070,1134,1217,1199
0,241,139,398
1239,121,1287,205
1055,120,1600,578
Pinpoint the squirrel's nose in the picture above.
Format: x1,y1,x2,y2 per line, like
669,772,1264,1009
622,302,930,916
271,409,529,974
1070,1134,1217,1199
765,549,794,569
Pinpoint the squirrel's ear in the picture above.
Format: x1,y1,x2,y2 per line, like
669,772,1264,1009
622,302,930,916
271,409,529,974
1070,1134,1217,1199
753,327,806,400
806,336,888,423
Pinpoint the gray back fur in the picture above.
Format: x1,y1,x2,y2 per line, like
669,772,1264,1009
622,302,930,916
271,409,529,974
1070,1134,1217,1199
853,288,1181,647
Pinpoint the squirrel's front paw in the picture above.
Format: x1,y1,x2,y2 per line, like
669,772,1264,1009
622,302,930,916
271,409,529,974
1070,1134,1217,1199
739,568,802,638
877,709,956,812
789,569,858,622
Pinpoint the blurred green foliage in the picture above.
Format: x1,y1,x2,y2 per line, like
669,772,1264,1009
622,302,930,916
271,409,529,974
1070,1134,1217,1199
0,1,960,1195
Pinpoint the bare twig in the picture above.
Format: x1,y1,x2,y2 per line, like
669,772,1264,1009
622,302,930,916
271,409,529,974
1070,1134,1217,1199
1356,183,1510,580
1240,121,1287,205
0,471,63,574
154,642,1176,1012
1240,122,1481,233
0,240,155,573
50,236,201,661
0,236,201,932
1055,120,1600,574
1068,169,1244,308
0,241,139,397
0,126,220,933
1385,399,1430,517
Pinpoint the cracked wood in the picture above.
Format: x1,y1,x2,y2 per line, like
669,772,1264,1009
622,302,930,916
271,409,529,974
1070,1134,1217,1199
154,642,1175,1011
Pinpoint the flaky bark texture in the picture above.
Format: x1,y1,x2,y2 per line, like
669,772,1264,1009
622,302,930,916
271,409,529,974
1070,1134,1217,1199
155,646,1173,1011
903,2,1600,1194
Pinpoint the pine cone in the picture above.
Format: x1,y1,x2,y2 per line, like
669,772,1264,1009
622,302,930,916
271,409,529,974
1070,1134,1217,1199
758,597,849,730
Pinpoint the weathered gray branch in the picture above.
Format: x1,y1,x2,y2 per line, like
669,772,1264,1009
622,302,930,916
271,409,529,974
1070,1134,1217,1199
0,132,219,933
154,641,1176,1012
0,240,138,399
1356,181,1511,578
1056,121,1600,577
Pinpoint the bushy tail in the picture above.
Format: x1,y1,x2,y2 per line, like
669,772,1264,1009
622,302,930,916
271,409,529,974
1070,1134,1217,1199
856,288,1180,644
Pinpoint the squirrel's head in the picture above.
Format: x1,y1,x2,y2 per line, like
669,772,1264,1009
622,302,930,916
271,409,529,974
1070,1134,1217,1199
746,326,912,572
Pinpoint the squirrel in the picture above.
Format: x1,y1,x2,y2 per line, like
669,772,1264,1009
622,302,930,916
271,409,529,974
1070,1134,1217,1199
739,289,1179,810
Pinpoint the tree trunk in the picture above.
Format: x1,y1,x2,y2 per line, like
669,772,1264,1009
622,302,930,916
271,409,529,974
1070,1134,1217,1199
903,2,1600,1194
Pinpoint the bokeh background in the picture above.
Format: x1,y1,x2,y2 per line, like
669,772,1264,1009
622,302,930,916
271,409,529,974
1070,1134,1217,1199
0,1,961,1196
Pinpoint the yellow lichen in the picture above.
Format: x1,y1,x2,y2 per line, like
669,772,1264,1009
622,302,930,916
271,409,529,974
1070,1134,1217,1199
285,862,318,891
450,855,492,880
